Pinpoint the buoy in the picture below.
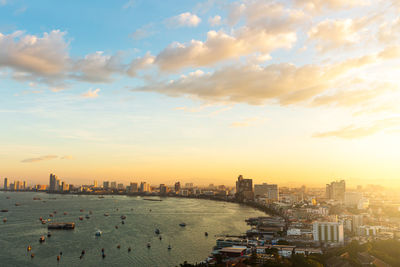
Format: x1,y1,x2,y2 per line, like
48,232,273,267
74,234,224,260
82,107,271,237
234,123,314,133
31,253,35,258
117,245,120,249
128,247,131,252
81,250,85,255
27,245,32,252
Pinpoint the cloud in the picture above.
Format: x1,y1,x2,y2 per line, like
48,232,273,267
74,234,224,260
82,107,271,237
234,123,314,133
122,0,135,9
131,23,155,40
208,15,222,26
127,52,155,77
81,88,100,98
313,117,400,139
136,48,398,106
308,17,371,51
294,0,366,13
61,155,74,160
166,12,201,28
21,155,58,163
72,51,124,82
0,0,7,6
0,30,69,76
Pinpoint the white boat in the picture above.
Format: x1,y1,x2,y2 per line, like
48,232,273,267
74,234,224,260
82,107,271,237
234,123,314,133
95,230,102,236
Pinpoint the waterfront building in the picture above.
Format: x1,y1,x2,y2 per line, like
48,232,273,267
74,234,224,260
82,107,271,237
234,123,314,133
313,221,344,244
93,180,98,188
326,180,346,202
3,177,8,190
103,181,109,189
117,183,124,190
235,175,254,202
129,182,138,192
174,181,181,193
140,182,150,192
110,181,117,189
185,183,194,188
159,184,167,195
61,182,69,192
254,183,279,202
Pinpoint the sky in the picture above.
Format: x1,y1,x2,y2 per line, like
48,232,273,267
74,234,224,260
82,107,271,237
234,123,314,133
0,0,400,187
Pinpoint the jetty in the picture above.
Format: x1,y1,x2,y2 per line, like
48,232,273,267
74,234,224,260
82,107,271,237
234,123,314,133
47,222,75,230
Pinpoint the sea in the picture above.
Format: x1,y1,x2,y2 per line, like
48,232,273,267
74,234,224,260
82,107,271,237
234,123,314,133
0,191,265,267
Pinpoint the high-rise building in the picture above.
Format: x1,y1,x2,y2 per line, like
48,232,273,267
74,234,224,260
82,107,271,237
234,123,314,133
254,183,279,202
130,182,138,193
103,181,110,189
344,192,362,207
111,181,117,189
140,182,150,192
117,183,124,190
23,181,26,190
160,184,167,195
236,175,254,202
174,181,181,193
185,183,194,188
313,221,344,244
93,180,98,188
326,180,346,201
3,177,9,190
49,173,61,192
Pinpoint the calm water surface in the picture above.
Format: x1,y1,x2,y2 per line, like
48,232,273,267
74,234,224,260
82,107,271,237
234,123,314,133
0,192,265,267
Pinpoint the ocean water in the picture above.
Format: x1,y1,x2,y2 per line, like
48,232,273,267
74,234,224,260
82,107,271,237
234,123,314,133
0,191,265,267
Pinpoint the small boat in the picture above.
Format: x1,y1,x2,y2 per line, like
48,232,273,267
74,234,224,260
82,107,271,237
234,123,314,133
89,211,93,214
95,230,102,236
3,218,7,223
15,203,21,206
33,197,41,200
128,247,131,252
57,255,60,261
63,212,67,215
49,214,53,217
117,245,120,249
147,242,151,248
1,209,8,212
39,217,42,221
42,220,46,224
121,221,125,224
31,253,35,258
80,209,84,212
47,231,52,237
39,236,45,243
79,216,83,221
81,250,85,255
53,211,57,214
205,232,208,236
27,245,32,252
155,228,160,235
120,215,126,220
104,213,109,216
179,222,186,227
85,215,90,219
159,235,162,240
168,244,172,250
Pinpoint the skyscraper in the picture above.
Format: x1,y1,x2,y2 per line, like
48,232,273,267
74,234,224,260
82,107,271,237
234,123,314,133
129,182,138,193
254,183,279,202
93,180,98,188
3,177,8,190
174,181,181,193
235,175,254,202
103,181,110,189
326,180,346,201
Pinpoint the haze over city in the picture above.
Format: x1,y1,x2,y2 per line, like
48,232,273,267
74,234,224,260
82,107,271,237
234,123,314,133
1,0,400,188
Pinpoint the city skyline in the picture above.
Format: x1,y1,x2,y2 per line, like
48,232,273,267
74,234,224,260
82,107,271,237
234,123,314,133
1,0,400,187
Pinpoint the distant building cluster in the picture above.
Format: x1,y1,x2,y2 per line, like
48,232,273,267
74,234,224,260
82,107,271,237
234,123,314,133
3,177,27,191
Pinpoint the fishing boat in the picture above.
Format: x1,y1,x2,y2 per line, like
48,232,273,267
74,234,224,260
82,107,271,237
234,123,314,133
79,216,83,221
85,215,90,219
104,213,109,216
39,236,45,243
95,230,102,236
179,222,186,227
155,228,160,235
120,215,126,220
168,244,172,250
205,232,208,236
147,242,151,248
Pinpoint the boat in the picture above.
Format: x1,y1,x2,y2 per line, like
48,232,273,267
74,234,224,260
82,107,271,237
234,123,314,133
121,221,125,224
63,212,67,215
85,215,90,219
39,236,45,243
147,242,151,248
1,209,8,212
179,222,186,227
159,235,162,240
79,216,83,220
128,247,131,252
41,220,46,224
95,230,102,236
49,214,53,217
47,231,52,237
48,222,75,230
168,244,172,250
120,215,126,220
80,209,84,212
15,203,21,206
205,232,208,236
115,225,119,229
155,228,160,235
31,253,35,258
117,245,120,249
27,245,32,252
3,218,6,223
104,213,109,216
57,255,60,261
33,197,41,200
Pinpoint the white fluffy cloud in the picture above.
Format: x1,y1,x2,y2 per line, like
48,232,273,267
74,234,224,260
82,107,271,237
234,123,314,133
81,88,100,98
166,12,201,28
0,30,69,76
208,15,222,26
